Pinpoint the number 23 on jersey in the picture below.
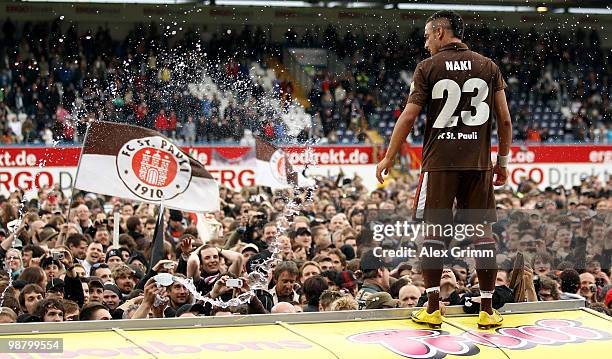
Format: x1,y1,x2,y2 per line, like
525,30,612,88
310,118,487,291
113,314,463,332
431,78,489,128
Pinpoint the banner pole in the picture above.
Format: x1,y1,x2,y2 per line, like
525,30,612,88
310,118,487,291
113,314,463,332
112,212,120,248
147,199,165,276
66,122,92,223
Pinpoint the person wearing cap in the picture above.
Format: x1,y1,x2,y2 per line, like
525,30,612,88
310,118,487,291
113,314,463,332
46,279,65,300
37,227,59,245
127,252,149,273
365,292,400,310
128,264,145,283
241,243,259,261
103,283,123,311
355,250,390,309
105,249,124,269
118,247,131,262
335,270,358,295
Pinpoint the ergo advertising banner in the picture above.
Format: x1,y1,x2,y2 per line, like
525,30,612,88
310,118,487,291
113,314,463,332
0,145,610,195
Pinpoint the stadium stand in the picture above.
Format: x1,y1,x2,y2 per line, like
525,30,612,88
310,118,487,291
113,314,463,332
0,19,610,145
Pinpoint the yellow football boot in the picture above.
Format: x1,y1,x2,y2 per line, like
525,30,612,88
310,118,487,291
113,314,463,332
477,309,503,329
411,308,443,329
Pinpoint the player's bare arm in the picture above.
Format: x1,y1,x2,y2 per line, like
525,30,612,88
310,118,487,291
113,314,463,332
376,103,422,184
493,89,513,186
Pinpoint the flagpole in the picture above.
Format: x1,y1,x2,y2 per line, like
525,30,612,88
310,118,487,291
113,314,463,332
147,199,165,276
65,122,92,224
112,212,120,248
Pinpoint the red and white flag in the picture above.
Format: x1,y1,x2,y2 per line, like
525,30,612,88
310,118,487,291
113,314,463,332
255,137,297,189
74,121,219,212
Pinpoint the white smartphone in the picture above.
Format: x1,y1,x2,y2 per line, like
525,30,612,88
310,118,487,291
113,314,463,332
225,278,243,288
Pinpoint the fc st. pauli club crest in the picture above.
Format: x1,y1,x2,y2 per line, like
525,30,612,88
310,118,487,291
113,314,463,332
117,136,192,200
269,149,287,183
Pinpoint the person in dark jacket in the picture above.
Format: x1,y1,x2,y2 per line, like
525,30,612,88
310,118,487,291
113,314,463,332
417,267,462,307
56,249,85,307
302,276,329,312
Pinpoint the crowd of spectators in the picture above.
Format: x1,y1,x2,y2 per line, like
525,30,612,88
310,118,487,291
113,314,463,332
0,168,610,324
0,18,295,146
1,18,611,146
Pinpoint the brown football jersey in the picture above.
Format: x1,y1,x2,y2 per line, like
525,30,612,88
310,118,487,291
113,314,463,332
407,42,507,171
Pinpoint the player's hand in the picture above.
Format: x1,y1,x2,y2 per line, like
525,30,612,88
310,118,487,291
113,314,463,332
493,164,507,186
376,157,394,184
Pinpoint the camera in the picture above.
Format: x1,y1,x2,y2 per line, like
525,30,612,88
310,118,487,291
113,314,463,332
225,278,243,288
163,262,174,270
52,251,64,261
